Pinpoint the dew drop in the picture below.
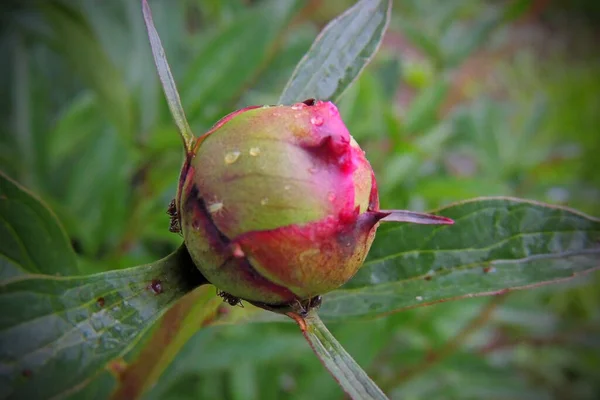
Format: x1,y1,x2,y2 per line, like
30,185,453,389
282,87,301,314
415,296,423,301
284,185,291,191
261,197,269,206
291,103,305,110
249,147,260,156
329,103,339,116
327,192,336,202
231,243,245,258
224,151,241,164
192,219,202,230
308,166,318,174
310,116,324,126
208,202,223,214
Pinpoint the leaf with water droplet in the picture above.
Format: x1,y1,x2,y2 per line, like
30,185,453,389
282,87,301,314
319,198,600,321
0,245,206,399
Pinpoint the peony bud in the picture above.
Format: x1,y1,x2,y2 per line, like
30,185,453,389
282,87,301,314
176,99,452,308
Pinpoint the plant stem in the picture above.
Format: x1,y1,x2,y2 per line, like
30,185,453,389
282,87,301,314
289,310,389,400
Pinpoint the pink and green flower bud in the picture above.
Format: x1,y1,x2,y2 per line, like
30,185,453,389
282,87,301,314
177,99,453,306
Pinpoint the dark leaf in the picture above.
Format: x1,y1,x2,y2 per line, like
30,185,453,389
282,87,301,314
0,171,78,279
0,245,205,399
320,198,600,320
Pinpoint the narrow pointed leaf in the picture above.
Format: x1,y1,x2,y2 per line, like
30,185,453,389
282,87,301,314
142,0,195,152
279,0,392,104
0,171,78,279
320,197,600,320
0,245,205,399
40,1,132,138
291,310,388,400
380,210,454,225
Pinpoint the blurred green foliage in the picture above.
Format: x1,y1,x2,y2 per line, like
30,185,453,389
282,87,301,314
1,0,599,398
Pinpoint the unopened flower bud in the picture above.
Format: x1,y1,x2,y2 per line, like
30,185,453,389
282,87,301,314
177,99,452,307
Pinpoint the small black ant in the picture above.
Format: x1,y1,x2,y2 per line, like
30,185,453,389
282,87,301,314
293,295,322,317
167,199,181,234
217,290,243,307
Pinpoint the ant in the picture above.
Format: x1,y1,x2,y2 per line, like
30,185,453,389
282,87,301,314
217,290,243,307
167,199,181,234
293,295,322,317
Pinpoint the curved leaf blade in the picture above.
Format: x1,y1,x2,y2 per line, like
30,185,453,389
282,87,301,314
279,0,392,105
110,286,221,400
320,198,600,320
182,0,301,126
0,245,205,399
142,0,195,152
0,171,78,279
291,311,388,400
40,1,133,138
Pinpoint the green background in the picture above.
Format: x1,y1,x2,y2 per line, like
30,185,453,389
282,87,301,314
1,0,599,398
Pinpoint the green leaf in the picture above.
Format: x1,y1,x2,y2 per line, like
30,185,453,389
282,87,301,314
142,0,195,153
291,311,388,400
442,7,503,68
144,324,308,399
402,78,449,135
279,0,392,105
182,0,301,126
0,171,78,279
48,116,132,257
0,245,206,399
397,20,441,66
110,286,221,400
41,0,132,138
319,198,600,320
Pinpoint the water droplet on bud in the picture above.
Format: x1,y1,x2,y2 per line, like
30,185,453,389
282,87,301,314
310,116,324,126
291,103,306,110
224,151,241,164
284,185,291,191
208,201,223,214
231,243,245,258
249,147,260,156
329,103,339,116
308,166,318,174
327,192,336,202
261,197,269,206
